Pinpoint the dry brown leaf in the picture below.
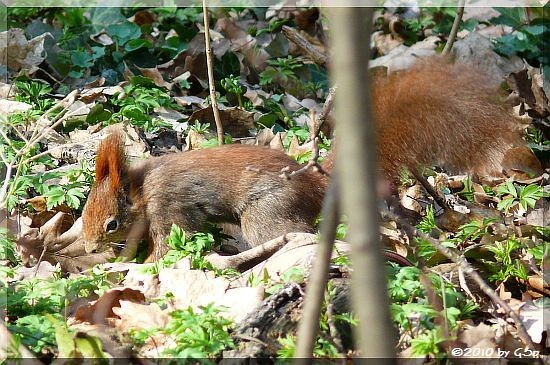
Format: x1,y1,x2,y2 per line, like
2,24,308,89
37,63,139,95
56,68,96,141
84,77,105,88
506,68,549,119
1,28,47,73
497,282,513,301
188,106,254,137
453,32,525,85
215,17,247,41
16,213,114,272
373,31,405,56
0,99,32,115
185,129,212,150
244,86,270,107
0,82,16,98
132,10,156,26
502,146,543,179
369,36,439,72
119,263,161,298
269,131,285,151
14,261,58,280
216,287,264,323
400,184,423,213
113,301,169,332
456,323,498,358
518,299,548,345
173,95,205,107
158,269,229,309
286,135,301,158
74,288,145,324
380,224,409,258
527,275,549,296
90,32,113,46
254,127,275,146
136,66,173,90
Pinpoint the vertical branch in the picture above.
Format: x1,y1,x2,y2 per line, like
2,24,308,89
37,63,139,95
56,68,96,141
295,177,340,358
330,8,396,359
442,0,466,57
202,1,224,146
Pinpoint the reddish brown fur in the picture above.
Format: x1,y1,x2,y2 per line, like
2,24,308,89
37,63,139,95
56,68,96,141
372,58,536,178
94,132,126,191
82,58,539,262
83,140,327,261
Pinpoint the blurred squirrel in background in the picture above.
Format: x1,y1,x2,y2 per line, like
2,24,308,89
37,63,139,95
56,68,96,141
81,58,541,262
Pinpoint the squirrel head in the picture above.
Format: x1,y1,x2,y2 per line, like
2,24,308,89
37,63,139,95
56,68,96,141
82,131,134,253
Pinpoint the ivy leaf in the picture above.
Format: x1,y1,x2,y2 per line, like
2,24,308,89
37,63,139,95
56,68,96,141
70,51,94,68
491,8,526,27
106,21,141,45
125,39,152,52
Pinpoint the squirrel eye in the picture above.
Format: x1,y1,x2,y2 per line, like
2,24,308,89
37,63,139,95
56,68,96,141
105,219,119,233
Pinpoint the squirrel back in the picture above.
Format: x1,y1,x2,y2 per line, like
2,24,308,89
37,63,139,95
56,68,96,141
375,58,520,178
323,58,540,179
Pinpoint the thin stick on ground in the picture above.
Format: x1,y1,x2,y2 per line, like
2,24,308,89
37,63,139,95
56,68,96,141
0,93,83,208
295,177,340,359
202,0,224,146
386,210,537,351
442,0,466,56
412,168,448,210
281,25,329,66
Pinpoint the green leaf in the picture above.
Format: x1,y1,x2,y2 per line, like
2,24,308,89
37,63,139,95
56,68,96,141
259,67,278,85
528,242,549,261
74,335,107,358
491,8,526,27
497,197,516,213
106,21,141,45
523,25,545,36
281,267,305,284
257,112,278,127
46,314,75,358
45,186,66,210
70,50,94,68
121,105,149,122
86,104,112,124
91,46,105,60
125,38,152,52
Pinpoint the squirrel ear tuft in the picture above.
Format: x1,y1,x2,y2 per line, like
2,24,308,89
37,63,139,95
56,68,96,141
95,131,126,191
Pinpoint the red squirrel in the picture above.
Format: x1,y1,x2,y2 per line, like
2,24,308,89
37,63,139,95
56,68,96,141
82,140,327,261
81,59,540,262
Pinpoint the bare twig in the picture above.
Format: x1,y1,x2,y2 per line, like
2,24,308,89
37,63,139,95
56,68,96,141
412,168,449,210
295,177,339,358
281,25,329,66
313,86,336,141
13,140,86,168
387,210,537,350
205,234,290,272
279,109,331,180
0,93,81,208
325,289,345,355
442,0,466,57
0,128,18,152
203,0,224,146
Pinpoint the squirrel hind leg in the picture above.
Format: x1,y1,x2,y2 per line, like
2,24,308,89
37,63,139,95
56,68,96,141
239,203,316,247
